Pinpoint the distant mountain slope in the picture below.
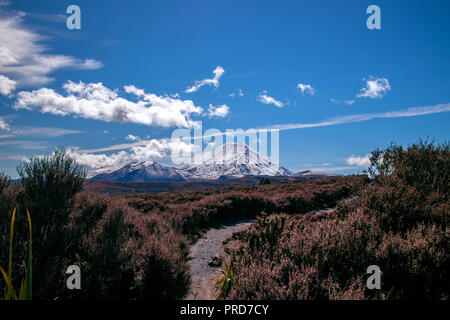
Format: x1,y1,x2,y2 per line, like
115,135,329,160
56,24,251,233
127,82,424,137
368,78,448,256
87,142,293,182
90,161,188,182
295,170,342,177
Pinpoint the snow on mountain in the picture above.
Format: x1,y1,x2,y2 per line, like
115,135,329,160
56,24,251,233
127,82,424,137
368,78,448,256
89,161,188,182
86,164,126,179
179,143,293,180
87,143,293,182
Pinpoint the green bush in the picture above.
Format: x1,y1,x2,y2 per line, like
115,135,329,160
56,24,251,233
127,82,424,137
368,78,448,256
15,149,85,299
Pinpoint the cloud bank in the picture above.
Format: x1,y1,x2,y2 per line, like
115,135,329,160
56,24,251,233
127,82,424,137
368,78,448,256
0,13,102,91
67,138,197,169
15,81,203,128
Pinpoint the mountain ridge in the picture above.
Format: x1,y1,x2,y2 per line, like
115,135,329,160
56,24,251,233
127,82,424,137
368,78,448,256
88,143,334,182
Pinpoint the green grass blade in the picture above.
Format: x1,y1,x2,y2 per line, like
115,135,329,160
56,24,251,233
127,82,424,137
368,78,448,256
8,208,16,279
25,208,32,300
19,278,26,300
5,207,16,300
0,265,17,300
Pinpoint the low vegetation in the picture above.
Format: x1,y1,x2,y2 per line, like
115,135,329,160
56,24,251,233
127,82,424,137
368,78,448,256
1,139,446,300
217,140,449,300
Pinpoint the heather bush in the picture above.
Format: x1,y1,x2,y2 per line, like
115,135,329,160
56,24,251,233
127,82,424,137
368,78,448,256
123,176,353,240
224,140,449,300
64,192,190,299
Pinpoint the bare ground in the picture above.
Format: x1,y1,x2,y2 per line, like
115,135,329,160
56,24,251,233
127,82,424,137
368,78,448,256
186,219,255,300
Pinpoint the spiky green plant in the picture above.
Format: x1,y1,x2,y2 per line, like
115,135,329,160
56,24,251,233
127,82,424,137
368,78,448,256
214,262,235,298
0,208,32,300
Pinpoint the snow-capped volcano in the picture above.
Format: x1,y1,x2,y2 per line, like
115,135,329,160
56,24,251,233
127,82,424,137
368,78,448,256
89,161,187,182
87,143,292,182
179,143,292,179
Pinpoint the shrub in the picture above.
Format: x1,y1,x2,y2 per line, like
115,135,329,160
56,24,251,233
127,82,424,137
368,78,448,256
63,192,190,299
15,149,85,299
224,140,449,300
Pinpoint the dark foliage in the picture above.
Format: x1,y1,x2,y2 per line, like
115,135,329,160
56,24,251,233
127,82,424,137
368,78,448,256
223,140,449,300
64,192,190,299
14,149,85,299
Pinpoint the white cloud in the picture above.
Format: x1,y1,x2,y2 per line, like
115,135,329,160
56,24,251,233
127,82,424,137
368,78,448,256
2,155,28,161
17,127,81,137
64,102,450,158
0,13,102,88
260,103,450,132
185,66,225,93
78,59,103,70
331,98,355,105
208,103,229,118
357,77,391,99
0,140,48,150
0,74,16,95
257,91,284,108
15,81,203,128
66,149,130,169
346,154,371,167
67,138,197,169
297,83,315,95
124,85,145,97
125,134,140,141
94,103,450,154
0,123,80,140
0,118,10,131
230,88,244,98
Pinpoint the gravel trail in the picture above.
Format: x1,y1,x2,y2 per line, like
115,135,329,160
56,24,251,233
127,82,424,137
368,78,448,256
186,219,255,300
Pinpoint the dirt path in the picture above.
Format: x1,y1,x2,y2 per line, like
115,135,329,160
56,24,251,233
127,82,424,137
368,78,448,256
186,219,255,300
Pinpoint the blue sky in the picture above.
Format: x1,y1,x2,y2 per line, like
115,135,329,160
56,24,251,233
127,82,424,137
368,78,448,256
0,0,449,177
